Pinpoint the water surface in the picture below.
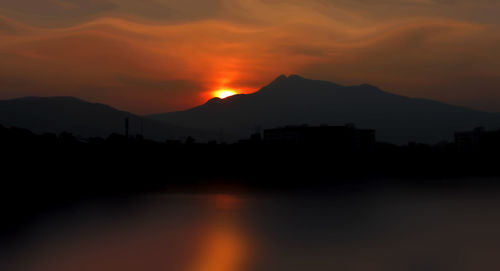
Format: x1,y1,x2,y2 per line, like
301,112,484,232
4,186,500,271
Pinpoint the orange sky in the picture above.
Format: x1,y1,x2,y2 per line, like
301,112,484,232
0,0,499,114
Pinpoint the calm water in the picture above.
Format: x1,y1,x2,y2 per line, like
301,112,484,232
3,185,500,271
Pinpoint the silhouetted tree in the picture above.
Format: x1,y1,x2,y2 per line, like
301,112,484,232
185,136,195,145
59,132,78,144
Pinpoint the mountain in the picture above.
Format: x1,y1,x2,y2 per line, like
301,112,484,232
0,96,203,141
149,75,500,144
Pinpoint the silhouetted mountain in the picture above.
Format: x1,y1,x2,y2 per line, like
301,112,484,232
149,75,500,144
0,96,203,141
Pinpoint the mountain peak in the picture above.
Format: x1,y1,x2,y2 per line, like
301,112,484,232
268,74,307,86
288,74,305,80
258,74,341,96
272,74,305,82
150,74,500,144
271,74,288,83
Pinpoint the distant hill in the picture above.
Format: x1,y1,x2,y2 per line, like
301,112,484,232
149,75,500,144
0,96,203,141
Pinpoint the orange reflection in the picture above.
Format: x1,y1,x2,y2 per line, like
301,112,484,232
212,194,241,210
190,225,246,271
189,194,249,271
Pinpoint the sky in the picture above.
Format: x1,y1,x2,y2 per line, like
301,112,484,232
0,0,499,114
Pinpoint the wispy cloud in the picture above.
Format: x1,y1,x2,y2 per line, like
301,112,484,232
0,0,499,113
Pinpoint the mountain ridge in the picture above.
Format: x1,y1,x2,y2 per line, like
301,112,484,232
1,75,498,144
149,75,500,144
0,96,206,141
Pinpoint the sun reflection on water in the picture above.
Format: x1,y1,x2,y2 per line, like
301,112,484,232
190,194,248,271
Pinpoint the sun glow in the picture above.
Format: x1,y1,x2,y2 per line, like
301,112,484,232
214,89,238,99
189,194,249,271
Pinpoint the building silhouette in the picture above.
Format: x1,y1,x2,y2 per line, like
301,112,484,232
263,124,375,151
455,127,500,151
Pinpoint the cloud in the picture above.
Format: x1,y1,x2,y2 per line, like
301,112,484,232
0,0,499,113
0,0,116,26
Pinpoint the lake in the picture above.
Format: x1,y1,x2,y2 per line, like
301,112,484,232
3,184,500,271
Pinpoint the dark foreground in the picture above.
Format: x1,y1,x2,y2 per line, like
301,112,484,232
1,126,500,247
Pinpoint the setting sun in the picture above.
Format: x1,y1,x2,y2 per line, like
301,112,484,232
214,89,238,99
